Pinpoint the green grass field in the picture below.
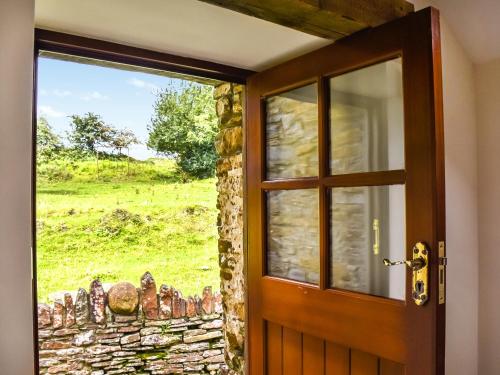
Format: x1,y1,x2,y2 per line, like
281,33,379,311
36,159,219,303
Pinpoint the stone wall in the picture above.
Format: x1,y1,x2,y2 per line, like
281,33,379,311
37,273,225,375
214,83,245,374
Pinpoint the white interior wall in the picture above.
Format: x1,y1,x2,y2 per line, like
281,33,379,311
412,2,480,375
475,58,500,375
0,0,35,373
438,20,479,375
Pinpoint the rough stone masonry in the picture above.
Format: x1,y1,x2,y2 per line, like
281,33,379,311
214,83,245,375
37,272,225,375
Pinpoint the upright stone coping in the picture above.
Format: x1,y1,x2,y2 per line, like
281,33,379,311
90,279,106,324
37,272,224,375
214,83,245,375
141,272,159,320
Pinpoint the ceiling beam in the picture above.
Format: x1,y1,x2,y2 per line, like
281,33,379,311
198,0,414,40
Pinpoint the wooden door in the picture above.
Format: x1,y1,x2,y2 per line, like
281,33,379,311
246,7,445,375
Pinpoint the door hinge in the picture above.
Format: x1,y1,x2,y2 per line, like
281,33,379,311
438,241,446,304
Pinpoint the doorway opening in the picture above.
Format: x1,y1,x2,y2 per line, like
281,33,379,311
34,39,245,375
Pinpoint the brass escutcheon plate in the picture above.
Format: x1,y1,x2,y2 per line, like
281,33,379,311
412,242,429,306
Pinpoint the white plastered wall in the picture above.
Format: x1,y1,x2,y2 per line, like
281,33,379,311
476,58,500,375
412,1,480,375
437,21,479,375
0,0,35,373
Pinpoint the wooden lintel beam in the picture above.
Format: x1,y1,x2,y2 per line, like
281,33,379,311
198,0,414,40
35,29,255,84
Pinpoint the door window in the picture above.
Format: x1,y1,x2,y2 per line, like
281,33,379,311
266,83,318,180
263,59,406,300
330,58,404,174
330,185,406,299
267,189,320,284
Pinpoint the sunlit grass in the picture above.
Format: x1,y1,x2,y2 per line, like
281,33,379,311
36,159,219,302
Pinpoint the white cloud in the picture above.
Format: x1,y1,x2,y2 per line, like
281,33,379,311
127,78,160,92
81,91,109,101
53,89,72,97
39,89,72,97
39,105,66,118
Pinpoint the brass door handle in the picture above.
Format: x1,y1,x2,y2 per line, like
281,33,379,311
383,257,426,271
382,242,429,306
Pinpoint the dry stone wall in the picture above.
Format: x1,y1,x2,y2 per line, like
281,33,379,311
37,273,225,375
214,83,245,375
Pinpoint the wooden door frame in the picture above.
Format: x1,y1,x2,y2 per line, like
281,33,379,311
34,29,255,83
245,7,445,375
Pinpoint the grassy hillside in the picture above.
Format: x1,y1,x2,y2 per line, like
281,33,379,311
36,159,219,302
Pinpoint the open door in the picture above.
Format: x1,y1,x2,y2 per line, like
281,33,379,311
246,7,445,375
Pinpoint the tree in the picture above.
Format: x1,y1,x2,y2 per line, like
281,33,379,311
37,117,63,162
111,129,140,175
68,113,115,154
147,82,218,179
67,113,115,178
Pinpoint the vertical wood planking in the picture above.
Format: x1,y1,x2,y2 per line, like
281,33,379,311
351,350,378,375
325,342,349,375
283,327,302,375
303,334,325,375
380,359,405,375
266,321,283,374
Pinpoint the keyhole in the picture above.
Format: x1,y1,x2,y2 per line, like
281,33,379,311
415,280,424,295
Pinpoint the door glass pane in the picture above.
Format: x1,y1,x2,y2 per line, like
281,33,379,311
266,83,318,180
330,58,404,175
267,189,319,284
330,185,406,300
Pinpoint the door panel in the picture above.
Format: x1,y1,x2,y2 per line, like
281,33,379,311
351,350,379,375
303,334,325,375
380,359,406,375
247,7,445,375
261,278,405,362
264,322,406,375
266,322,283,375
325,342,350,375
282,327,302,375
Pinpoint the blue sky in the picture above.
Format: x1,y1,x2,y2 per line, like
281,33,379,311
37,57,185,159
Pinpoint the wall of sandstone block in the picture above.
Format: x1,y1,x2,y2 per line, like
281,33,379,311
214,83,245,375
37,272,225,375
